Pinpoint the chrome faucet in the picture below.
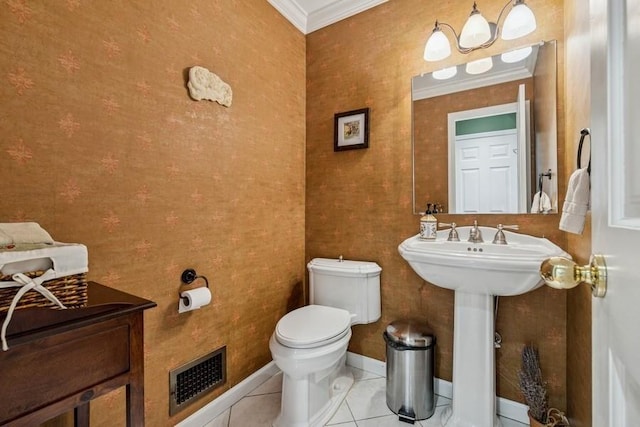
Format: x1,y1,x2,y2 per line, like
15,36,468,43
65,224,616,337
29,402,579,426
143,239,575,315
439,222,460,241
467,220,483,243
491,224,520,244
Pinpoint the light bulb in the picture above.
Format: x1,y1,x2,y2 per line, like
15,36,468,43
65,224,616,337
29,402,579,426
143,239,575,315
501,1,537,40
432,66,458,80
501,46,533,63
466,57,493,74
424,27,452,62
459,5,492,48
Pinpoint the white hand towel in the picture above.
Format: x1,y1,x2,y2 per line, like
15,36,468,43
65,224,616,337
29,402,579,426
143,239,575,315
559,168,590,234
531,191,552,213
0,222,54,245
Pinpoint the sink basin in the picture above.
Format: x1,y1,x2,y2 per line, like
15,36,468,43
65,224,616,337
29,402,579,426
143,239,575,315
398,225,571,427
398,226,570,296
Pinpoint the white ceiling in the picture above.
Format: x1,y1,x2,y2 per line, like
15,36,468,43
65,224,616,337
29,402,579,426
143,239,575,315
267,0,388,34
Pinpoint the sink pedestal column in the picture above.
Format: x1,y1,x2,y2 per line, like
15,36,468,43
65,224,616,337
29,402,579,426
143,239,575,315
441,292,501,427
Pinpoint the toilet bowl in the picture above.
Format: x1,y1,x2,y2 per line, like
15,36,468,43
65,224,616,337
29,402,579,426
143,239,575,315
270,305,353,427
270,258,382,427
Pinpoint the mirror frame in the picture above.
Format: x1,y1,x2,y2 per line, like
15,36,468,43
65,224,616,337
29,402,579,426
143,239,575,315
411,40,558,215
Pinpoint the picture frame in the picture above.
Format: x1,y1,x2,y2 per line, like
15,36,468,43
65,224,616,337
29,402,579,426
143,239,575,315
334,108,369,152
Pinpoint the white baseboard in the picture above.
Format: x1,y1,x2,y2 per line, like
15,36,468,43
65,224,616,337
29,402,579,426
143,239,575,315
175,361,279,427
176,353,529,426
346,352,529,424
496,396,529,424
346,351,386,376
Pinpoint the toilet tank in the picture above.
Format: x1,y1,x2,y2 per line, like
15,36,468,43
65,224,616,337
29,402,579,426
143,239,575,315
307,258,381,325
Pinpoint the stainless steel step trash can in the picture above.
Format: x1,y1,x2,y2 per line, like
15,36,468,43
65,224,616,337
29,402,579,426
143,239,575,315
384,320,435,424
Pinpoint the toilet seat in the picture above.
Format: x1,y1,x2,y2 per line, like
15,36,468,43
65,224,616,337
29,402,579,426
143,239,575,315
276,305,351,349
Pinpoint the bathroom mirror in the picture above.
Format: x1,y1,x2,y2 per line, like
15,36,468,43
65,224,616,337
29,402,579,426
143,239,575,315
412,40,558,215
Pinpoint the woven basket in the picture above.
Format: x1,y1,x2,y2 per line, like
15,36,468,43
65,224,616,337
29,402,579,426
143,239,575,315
0,270,88,313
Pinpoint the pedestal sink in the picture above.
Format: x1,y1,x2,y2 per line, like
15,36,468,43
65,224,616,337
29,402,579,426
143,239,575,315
398,226,570,427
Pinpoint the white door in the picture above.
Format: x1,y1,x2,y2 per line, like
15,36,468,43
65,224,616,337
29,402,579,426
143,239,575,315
448,103,525,213
516,84,528,212
591,0,640,425
454,130,518,213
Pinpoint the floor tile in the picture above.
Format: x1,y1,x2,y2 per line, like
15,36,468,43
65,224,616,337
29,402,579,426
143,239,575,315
247,372,283,396
229,393,281,427
348,366,382,381
204,366,526,427
326,401,354,425
434,394,452,407
418,405,448,426
344,377,394,420
203,408,230,427
354,414,410,427
355,405,445,427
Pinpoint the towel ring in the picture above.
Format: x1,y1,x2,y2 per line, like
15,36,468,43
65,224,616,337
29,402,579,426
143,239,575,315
538,169,552,196
577,128,591,175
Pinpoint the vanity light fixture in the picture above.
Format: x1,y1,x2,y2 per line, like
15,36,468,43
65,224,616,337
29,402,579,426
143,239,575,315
423,0,537,62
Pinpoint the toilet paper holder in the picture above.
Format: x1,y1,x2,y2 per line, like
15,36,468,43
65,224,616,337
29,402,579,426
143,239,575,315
180,269,209,302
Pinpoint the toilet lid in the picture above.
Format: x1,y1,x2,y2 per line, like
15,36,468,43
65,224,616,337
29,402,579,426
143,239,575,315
276,305,351,348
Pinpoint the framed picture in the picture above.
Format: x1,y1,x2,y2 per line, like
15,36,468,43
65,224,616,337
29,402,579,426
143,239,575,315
334,108,369,152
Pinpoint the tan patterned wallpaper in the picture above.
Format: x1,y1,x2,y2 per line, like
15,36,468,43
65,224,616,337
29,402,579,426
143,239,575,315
307,0,572,411
1,0,591,423
1,1,305,426
564,0,593,424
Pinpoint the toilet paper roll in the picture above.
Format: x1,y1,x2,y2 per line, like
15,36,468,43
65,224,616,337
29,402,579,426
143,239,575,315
178,287,212,314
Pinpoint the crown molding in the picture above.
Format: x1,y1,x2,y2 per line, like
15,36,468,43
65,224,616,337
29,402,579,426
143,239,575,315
413,65,534,100
306,0,388,33
413,44,541,100
268,0,388,34
267,0,307,33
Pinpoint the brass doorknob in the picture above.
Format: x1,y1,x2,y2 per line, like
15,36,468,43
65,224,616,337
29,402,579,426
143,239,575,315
540,254,607,298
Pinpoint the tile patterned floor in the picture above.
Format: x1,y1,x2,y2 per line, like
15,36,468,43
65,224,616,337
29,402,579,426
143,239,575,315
203,367,527,427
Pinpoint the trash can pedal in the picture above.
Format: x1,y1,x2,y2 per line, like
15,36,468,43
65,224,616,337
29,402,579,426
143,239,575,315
398,406,416,424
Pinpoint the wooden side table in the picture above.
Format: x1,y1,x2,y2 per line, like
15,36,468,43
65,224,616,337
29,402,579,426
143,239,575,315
0,282,156,426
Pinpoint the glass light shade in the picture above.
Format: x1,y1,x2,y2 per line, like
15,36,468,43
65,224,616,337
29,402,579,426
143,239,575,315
459,11,491,48
466,57,493,74
501,46,533,63
424,29,452,62
501,2,537,40
432,66,458,80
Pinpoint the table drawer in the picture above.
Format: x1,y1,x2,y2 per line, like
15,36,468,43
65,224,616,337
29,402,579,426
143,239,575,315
0,322,130,424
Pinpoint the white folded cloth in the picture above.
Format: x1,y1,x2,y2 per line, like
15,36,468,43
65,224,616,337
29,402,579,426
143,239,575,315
0,242,88,276
531,191,552,213
0,269,67,350
559,168,590,234
0,242,88,350
0,222,54,245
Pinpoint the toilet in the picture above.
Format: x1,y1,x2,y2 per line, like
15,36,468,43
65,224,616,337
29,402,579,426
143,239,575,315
269,257,382,427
